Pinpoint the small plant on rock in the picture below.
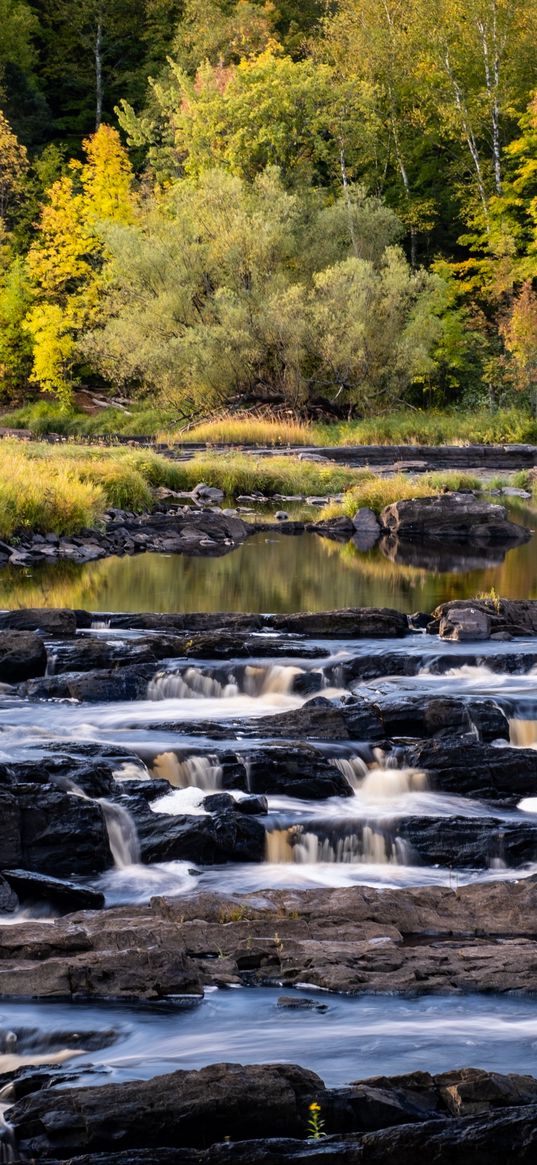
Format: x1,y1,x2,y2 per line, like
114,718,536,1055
307,1101,326,1140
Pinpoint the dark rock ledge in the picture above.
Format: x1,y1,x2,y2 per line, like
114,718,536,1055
4,1062,537,1163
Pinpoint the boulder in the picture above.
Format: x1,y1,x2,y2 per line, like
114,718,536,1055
394,738,537,806
380,493,531,544
439,607,491,641
0,630,46,682
135,806,266,864
270,609,408,638
352,508,382,551
0,608,77,635
1,869,105,912
0,873,18,913
10,1063,321,1156
430,598,537,638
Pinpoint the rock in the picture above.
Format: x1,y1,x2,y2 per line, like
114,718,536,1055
10,1063,322,1156
0,873,18,913
373,696,509,744
275,511,289,521
381,493,531,545
439,607,491,640
0,608,77,635
430,598,537,638
277,996,328,1011
395,738,537,806
236,795,268,816
270,609,408,638
0,630,47,682
192,483,225,503
135,805,266,864
309,517,355,542
352,508,381,538
0,787,112,877
24,665,154,702
1,869,105,913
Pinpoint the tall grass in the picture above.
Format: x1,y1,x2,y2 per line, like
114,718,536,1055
0,442,360,537
320,470,486,520
164,416,314,446
315,408,537,447
2,401,536,446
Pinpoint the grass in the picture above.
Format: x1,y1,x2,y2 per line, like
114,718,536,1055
1,401,536,446
0,442,359,538
314,408,537,447
164,415,314,446
320,471,486,520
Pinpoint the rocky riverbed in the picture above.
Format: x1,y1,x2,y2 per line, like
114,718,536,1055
2,600,537,1161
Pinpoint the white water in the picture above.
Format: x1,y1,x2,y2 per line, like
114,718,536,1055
151,752,223,790
265,824,412,866
0,1085,14,1165
99,800,140,869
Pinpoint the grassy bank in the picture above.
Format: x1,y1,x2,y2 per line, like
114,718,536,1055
320,471,488,520
1,402,537,446
0,443,358,538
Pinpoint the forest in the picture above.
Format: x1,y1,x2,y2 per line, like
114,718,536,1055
1,0,537,422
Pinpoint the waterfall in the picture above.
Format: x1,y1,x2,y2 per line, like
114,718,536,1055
265,825,410,865
148,668,239,700
332,756,368,790
67,779,140,870
151,752,223,790
0,1085,15,1165
112,760,151,782
332,756,427,799
99,800,140,869
510,720,537,747
243,665,303,697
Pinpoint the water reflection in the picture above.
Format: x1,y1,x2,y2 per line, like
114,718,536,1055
0,502,534,614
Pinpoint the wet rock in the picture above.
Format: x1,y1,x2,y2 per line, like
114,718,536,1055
381,493,532,545
269,609,409,638
277,996,328,1011
0,787,112,877
0,608,77,635
239,747,353,800
0,873,18,912
439,607,491,641
1,870,105,913
430,598,537,638
235,795,268,816
396,738,537,806
11,1062,322,1156
0,630,47,682
135,806,266,864
24,665,155,702
49,635,187,673
373,696,509,743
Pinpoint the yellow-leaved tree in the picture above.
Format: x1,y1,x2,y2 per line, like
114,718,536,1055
25,123,134,400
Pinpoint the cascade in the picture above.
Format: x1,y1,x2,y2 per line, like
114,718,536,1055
151,751,223,790
243,665,303,697
265,824,410,865
98,800,141,868
510,720,537,747
0,1085,15,1164
148,668,238,700
332,756,427,799
67,780,140,870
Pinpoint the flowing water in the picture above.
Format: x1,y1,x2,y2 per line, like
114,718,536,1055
2,499,537,1120
2,992,537,1090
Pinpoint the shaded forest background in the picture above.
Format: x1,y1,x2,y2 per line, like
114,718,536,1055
1,0,537,420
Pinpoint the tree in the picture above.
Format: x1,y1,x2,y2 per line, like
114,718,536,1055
81,166,443,412
119,47,366,188
33,0,148,139
0,108,28,232
501,281,537,410
24,124,134,398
